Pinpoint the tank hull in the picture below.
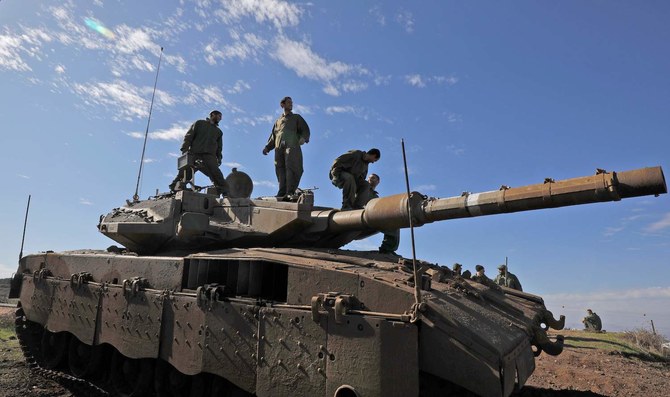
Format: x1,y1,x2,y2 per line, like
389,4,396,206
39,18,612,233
12,248,557,397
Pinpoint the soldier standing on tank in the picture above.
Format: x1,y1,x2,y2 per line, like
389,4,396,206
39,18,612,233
582,309,603,331
367,173,400,254
262,96,311,198
493,264,523,291
169,110,229,196
330,148,381,210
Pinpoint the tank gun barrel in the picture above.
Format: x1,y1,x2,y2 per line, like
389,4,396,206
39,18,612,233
329,166,666,232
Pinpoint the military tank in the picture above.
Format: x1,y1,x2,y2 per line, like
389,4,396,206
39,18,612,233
9,165,667,397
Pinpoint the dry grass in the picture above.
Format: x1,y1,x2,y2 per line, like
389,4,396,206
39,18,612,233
621,328,669,360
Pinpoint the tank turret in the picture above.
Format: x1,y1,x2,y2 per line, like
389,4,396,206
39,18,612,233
98,166,666,255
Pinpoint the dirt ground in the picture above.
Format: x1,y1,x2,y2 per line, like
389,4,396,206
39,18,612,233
1,306,668,397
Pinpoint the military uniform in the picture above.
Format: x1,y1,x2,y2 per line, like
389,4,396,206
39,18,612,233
170,119,229,195
370,187,400,254
493,271,523,291
330,150,373,210
583,311,602,331
264,112,310,197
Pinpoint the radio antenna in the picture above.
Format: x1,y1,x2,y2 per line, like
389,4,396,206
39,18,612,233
133,46,164,202
401,139,422,316
19,195,31,260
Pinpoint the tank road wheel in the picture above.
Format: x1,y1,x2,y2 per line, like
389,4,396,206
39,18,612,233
67,337,103,378
40,329,68,369
110,350,154,396
155,359,207,397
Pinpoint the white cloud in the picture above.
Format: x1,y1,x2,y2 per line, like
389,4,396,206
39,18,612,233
205,32,268,65
223,162,242,169
17,174,30,179
213,0,303,31
72,79,176,121
232,114,275,127
405,74,425,88
80,198,93,205
253,180,278,188
0,28,54,72
272,37,368,96
415,184,437,192
54,64,66,74
325,106,356,115
228,79,251,94
128,121,192,141
646,212,670,232
341,81,368,93
181,82,228,106
446,144,465,156
369,6,386,26
142,158,156,163
396,10,415,33
406,74,458,88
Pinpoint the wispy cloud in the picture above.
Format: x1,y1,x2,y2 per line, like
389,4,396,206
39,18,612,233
181,81,228,107
72,79,175,121
80,198,93,205
446,144,465,156
223,162,242,169
405,74,458,88
646,212,670,233
212,0,303,31
0,28,52,72
603,226,625,237
395,10,415,33
204,32,268,65
253,180,278,188
415,184,437,191
325,106,356,115
127,122,191,141
17,174,30,179
272,37,368,96
369,6,386,26
232,114,274,127
227,79,251,94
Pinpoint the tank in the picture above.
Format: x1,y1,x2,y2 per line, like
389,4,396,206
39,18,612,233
9,166,667,397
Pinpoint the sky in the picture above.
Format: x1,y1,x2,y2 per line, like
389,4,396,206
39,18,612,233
1,1,668,337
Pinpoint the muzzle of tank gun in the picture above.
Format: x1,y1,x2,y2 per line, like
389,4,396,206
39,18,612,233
542,310,566,331
532,328,565,357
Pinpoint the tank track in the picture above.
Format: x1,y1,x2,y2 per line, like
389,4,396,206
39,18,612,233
14,306,110,397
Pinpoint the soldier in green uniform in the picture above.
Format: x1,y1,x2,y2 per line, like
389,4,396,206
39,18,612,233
329,148,381,210
452,263,471,279
169,110,229,196
367,173,400,254
262,96,311,198
582,309,602,331
493,264,523,291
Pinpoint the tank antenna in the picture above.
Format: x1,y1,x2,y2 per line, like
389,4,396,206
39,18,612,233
19,194,31,260
132,46,164,202
401,139,422,315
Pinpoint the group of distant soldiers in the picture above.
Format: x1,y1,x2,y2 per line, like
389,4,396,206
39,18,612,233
169,96,394,253
452,262,523,291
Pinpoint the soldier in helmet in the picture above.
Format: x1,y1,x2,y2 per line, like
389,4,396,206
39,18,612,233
471,264,488,282
493,264,523,291
262,96,311,198
169,110,229,197
582,309,602,331
330,148,381,210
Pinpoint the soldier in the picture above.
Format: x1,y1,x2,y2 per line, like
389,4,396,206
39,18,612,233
493,264,523,291
330,148,381,210
582,309,603,331
169,110,229,196
471,264,487,282
262,96,311,198
452,263,471,279
367,173,400,254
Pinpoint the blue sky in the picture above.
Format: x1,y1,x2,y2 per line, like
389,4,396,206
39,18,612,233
1,1,668,336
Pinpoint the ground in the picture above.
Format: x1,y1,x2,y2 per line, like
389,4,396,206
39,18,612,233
0,305,668,396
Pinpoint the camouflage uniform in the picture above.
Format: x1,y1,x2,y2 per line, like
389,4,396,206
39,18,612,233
493,271,523,291
170,118,229,195
330,150,373,210
264,112,310,197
